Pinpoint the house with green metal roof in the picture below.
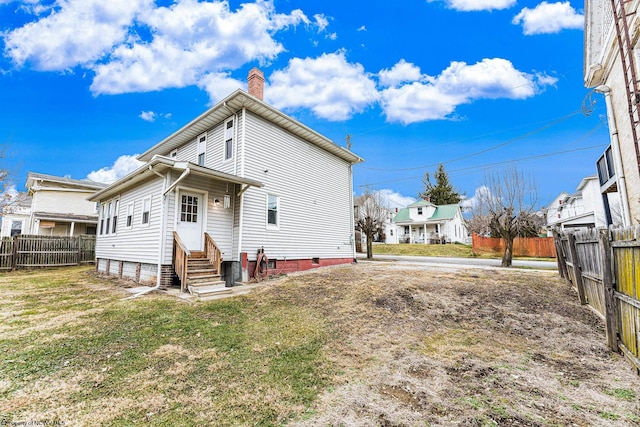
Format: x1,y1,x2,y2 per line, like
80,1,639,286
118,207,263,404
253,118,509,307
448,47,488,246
391,199,468,244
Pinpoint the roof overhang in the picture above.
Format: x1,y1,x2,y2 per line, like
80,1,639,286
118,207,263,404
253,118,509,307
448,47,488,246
33,212,99,223
137,90,363,165
88,156,264,202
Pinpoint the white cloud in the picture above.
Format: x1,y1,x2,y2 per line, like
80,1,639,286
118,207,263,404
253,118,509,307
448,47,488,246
357,25,367,32
197,72,245,104
436,0,516,12
3,0,153,70
512,1,583,35
139,111,156,122
326,32,337,40
314,14,329,32
3,0,310,103
375,189,416,210
90,1,308,97
379,58,553,124
378,59,424,88
267,51,379,121
87,155,144,184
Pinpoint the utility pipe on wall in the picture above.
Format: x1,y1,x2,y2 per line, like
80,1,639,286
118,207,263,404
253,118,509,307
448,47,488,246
595,85,632,226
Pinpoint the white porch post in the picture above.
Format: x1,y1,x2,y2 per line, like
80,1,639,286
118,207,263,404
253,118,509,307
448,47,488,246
423,224,427,244
409,225,413,244
70,222,75,236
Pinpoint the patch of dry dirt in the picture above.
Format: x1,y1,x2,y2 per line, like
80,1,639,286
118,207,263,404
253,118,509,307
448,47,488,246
255,262,640,426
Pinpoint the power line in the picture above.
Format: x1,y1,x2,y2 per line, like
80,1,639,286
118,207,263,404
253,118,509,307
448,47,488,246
356,144,606,188
360,109,583,172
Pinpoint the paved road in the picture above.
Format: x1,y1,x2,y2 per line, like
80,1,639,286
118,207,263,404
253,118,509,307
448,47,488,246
357,254,558,270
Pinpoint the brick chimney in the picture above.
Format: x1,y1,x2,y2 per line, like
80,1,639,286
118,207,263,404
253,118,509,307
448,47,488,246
248,67,264,101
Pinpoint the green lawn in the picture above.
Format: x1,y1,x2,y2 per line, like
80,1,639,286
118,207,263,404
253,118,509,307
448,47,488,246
372,243,554,261
1,264,637,426
0,267,330,426
372,243,476,257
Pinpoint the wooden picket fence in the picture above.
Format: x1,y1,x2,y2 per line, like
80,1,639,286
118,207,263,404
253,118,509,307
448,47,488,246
554,226,640,372
0,234,96,270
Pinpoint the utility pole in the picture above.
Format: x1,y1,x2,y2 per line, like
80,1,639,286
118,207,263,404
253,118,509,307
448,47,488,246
345,133,352,150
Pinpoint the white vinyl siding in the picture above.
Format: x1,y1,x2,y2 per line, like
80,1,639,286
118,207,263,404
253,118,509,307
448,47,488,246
95,177,165,265
239,111,354,261
172,173,236,261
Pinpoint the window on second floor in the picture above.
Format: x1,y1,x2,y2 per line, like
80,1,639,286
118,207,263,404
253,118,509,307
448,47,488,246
224,118,234,161
197,133,207,166
417,207,423,215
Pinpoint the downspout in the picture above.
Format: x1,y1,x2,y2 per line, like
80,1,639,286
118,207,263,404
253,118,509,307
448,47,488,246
237,107,247,264
126,165,169,299
348,163,356,260
596,85,632,226
163,167,190,196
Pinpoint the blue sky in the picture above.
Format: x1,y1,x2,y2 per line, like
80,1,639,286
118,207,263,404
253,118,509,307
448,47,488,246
0,0,605,208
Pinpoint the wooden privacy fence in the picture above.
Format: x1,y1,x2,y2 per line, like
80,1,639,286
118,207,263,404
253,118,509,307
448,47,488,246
472,234,557,258
554,226,640,372
0,234,96,270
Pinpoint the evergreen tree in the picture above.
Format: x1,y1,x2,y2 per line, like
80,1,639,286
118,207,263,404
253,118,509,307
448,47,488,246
419,164,462,205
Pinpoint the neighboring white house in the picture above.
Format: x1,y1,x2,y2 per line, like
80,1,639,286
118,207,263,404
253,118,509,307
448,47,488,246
584,1,640,225
0,193,32,237
1,172,106,237
392,199,468,244
89,68,363,290
544,175,609,231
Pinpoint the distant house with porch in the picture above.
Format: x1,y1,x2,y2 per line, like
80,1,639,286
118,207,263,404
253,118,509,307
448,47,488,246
89,68,363,294
1,172,105,237
392,199,468,244
0,193,32,237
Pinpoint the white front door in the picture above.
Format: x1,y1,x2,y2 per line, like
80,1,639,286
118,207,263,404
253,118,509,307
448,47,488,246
176,191,203,251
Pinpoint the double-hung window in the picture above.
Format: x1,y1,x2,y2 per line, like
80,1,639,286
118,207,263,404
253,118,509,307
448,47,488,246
224,118,234,161
142,197,151,225
126,203,134,228
112,200,119,234
105,202,112,235
197,133,207,166
100,204,106,235
267,194,279,228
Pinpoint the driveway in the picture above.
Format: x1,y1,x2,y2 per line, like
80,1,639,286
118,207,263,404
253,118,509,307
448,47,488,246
358,253,558,270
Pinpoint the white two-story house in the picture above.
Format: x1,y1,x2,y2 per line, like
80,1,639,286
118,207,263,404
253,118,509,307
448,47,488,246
584,1,640,225
1,173,105,237
392,199,468,244
89,68,363,292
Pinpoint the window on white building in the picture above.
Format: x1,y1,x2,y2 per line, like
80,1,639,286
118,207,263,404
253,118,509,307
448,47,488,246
197,133,207,166
224,118,234,161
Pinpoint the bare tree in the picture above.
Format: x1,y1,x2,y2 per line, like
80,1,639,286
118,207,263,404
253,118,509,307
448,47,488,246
472,167,539,267
464,186,493,237
354,188,389,259
0,145,16,212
